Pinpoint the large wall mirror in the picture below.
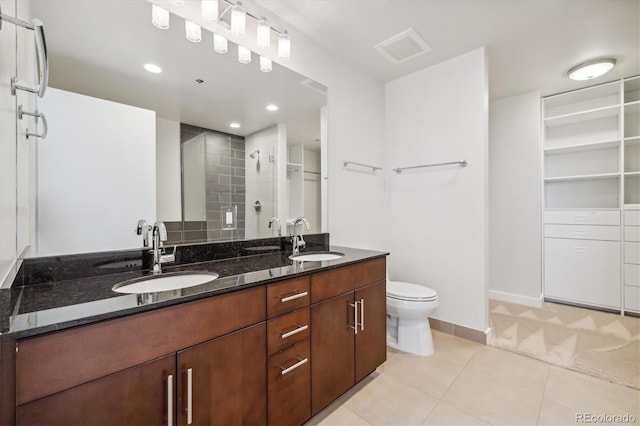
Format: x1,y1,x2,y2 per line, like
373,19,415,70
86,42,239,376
30,0,327,257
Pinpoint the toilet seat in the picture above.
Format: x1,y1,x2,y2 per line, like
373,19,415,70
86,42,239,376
387,281,437,302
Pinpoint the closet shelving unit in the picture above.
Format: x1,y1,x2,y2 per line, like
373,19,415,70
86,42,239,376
542,76,640,314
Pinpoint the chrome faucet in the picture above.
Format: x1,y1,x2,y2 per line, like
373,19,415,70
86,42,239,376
268,217,282,237
136,219,152,247
292,217,310,255
151,221,174,274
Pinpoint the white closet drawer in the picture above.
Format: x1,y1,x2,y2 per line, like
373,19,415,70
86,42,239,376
624,286,640,312
544,224,620,241
544,210,620,226
625,226,640,242
625,242,640,265
544,238,621,309
624,210,640,226
624,264,640,287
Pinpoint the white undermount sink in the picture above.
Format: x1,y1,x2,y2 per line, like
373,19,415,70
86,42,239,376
289,251,345,262
112,272,219,294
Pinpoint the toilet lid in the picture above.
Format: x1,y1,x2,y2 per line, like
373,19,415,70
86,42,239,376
387,281,438,301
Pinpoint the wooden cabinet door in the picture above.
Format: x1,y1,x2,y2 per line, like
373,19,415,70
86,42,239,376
177,323,267,426
355,280,387,382
311,292,355,415
17,354,175,426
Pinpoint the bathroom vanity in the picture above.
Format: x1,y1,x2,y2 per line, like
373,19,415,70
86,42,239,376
0,237,387,426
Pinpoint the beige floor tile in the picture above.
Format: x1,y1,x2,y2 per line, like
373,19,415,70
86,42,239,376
382,352,464,398
345,373,438,425
317,407,372,426
465,346,550,393
537,399,581,425
544,366,640,418
442,369,543,425
421,402,489,425
430,330,484,367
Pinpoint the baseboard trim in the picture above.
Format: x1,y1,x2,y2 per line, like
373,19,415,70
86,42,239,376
429,318,487,345
488,289,543,308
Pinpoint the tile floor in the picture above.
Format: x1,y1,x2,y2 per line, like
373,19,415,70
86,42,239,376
308,331,640,426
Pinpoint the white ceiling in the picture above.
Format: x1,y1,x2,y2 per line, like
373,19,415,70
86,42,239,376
257,0,640,100
30,0,325,147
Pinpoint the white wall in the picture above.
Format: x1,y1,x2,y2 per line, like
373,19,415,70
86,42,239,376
37,88,156,256
386,48,489,332
156,117,181,221
489,91,542,306
245,125,278,238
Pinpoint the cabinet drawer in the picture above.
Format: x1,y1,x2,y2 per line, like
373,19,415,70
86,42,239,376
267,308,310,355
625,264,640,287
268,340,311,426
625,226,640,242
624,210,640,226
544,224,620,241
544,210,620,225
266,276,310,319
16,286,266,405
311,258,386,303
625,242,640,264
624,286,640,312
544,238,620,309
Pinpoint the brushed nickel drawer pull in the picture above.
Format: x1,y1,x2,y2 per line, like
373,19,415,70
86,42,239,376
360,298,365,331
281,291,308,303
167,374,174,426
280,324,308,339
350,302,359,334
280,357,308,375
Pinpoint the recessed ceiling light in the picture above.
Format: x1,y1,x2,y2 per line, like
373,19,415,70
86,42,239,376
144,63,162,74
567,58,616,81
266,104,278,111
230,122,241,129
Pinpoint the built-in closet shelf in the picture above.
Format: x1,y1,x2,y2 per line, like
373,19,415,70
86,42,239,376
624,100,640,109
286,162,302,172
625,136,640,142
544,172,620,183
625,172,640,176
544,139,619,155
544,105,620,127
625,204,640,209
545,208,621,212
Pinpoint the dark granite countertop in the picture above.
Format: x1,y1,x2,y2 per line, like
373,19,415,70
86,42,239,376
1,241,388,340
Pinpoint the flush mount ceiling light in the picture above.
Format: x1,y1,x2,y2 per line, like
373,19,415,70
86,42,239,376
144,63,162,73
230,122,241,129
266,104,278,111
567,58,616,81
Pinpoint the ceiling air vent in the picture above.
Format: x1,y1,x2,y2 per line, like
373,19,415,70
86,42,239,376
300,78,328,95
374,28,432,64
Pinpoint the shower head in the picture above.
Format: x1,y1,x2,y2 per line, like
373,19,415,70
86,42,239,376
249,149,260,159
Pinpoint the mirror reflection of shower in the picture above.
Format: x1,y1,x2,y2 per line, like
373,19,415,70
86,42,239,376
249,149,260,159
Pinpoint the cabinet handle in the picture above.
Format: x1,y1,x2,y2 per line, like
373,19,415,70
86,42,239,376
167,374,174,426
186,368,193,425
281,324,308,339
281,291,308,303
350,302,359,334
280,357,308,375
359,298,365,331
573,215,587,221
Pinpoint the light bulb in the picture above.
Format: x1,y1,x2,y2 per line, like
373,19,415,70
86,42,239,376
257,18,271,50
231,2,246,36
213,33,228,54
238,46,251,64
202,0,219,22
151,5,170,30
278,31,291,60
185,21,202,43
260,56,272,72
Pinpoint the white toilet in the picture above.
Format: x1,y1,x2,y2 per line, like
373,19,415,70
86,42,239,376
386,280,438,356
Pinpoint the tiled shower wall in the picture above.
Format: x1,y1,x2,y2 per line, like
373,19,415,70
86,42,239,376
166,124,245,244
